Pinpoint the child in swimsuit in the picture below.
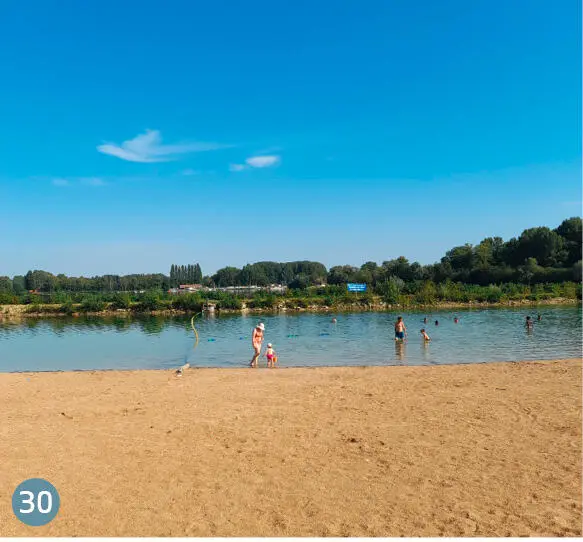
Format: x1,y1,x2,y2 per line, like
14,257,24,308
420,329,431,341
265,343,277,367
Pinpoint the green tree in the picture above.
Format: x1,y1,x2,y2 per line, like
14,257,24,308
518,257,540,285
194,263,203,283
212,266,241,287
443,244,473,271
556,217,582,265
0,276,13,293
12,275,26,294
327,265,358,285
514,227,566,267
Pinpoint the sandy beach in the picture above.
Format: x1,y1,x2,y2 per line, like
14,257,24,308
0,359,580,537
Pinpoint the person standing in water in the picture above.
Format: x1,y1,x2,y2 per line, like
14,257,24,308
394,316,407,341
525,316,534,330
250,322,265,367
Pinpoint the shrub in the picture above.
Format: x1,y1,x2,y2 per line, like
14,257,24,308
216,295,242,310
59,301,74,315
25,303,43,313
376,277,403,304
414,281,437,305
560,282,577,299
112,292,132,310
286,298,307,309
80,296,107,312
134,291,163,312
0,293,18,304
247,293,278,309
172,293,204,311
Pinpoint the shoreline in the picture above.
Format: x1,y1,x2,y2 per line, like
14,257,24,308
0,358,580,536
1,297,579,319
2,355,579,376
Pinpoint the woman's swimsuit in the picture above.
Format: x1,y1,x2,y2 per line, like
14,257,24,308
252,330,263,349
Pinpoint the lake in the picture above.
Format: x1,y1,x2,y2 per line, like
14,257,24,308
0,307,580,373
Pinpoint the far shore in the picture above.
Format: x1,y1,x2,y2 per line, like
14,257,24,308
0,297,579,320
0,359,580,536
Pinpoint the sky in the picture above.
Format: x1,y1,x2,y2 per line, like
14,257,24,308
0,0,581,277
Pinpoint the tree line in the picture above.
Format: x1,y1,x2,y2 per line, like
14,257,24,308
170,264,202,285
0,217,580,297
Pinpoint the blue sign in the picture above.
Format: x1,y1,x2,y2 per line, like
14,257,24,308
347,283,367,292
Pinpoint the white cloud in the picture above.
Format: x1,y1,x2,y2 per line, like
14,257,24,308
246,155,280,168
230,155,281,172
81,177,106,187
97,129,229,163
52,178,70,187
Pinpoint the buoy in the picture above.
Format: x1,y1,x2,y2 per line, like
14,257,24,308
208,338,216,342
319,332,329,336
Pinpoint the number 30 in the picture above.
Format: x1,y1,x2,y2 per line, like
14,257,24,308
19,490,53,514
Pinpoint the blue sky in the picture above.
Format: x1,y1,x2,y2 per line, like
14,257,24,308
1,0,580,277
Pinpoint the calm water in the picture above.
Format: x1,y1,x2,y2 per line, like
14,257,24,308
0,307,580,372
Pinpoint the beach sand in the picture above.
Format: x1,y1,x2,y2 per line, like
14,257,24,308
0,359,580,537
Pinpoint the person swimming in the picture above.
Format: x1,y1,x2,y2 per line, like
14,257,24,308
394,316,407,341
423,317,428,324
454,317,459,324
435,320,439,326
537,314,542,321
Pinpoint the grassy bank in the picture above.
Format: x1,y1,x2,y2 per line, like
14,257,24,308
0,282,580,319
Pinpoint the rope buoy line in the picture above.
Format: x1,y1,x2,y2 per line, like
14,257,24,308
190,313,201,350
176,311,203,376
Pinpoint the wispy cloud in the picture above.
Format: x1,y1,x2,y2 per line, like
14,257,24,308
97,129,230,163
51,177,106,187
246,155,280,168
181,169,200,176
230,154,281,172
81,177,106,187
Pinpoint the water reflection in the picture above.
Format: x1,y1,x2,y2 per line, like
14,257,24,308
137,316,166,335
421,341,431,364
395,340,406,363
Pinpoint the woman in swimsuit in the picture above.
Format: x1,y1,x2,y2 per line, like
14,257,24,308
250,322,265,367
